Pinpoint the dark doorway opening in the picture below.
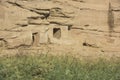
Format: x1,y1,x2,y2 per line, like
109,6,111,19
53,28,61,39
68,25,72,30
32,32,39,46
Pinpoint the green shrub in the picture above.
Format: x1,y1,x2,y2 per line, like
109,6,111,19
0,54,119,80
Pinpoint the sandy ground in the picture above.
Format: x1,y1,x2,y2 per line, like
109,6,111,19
0,44,120,61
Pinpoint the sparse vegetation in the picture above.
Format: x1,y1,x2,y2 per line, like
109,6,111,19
0,54,120,80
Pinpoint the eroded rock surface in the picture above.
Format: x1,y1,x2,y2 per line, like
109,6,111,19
0,0,120,53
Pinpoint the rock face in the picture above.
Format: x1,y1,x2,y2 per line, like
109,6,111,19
0,0,120,52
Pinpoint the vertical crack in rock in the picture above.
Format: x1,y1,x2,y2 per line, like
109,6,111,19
108,2,114,36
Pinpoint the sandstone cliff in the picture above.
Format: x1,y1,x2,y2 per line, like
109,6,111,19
0,0,120,53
